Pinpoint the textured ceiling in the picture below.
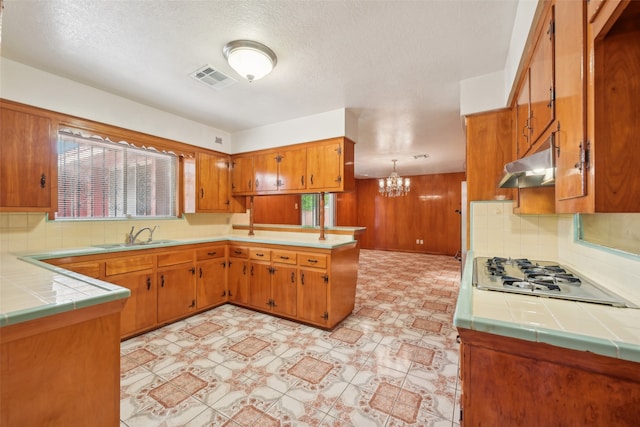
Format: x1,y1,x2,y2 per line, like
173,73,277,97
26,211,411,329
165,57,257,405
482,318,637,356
1,0,518,178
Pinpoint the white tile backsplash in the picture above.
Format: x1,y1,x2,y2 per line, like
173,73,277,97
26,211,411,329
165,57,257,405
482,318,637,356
470,200,640,306
0,213,234,254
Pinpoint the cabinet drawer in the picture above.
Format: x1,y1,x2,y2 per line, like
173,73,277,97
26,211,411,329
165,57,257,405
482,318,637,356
62,261,103,279
249,249,271,261
157,251,195,267
299,254,327,268
106,255,154,276
229,246,249,258
196,247,225,261
272,250,297,265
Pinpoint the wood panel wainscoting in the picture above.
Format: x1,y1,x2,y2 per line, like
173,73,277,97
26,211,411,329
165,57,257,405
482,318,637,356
356,172,464,256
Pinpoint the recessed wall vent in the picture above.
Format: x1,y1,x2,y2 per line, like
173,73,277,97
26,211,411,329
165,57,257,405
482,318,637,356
413,154,430,159
190,65,237,90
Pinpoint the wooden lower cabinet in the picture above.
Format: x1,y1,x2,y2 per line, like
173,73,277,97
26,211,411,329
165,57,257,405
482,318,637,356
157,264,197,323
298,268,328,326
228,251,250,305
111,272,157,337
458,328,640,426
1,300,124,426
196,259,227,309
45,240,360,335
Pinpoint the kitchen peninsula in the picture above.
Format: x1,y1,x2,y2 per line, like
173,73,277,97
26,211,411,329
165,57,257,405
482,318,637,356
0,226,363,425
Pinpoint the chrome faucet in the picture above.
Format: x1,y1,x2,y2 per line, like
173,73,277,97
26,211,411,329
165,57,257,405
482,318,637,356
128,226,158,245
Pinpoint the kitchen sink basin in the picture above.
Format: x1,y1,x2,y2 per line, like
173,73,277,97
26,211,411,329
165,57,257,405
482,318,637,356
93,239,176,249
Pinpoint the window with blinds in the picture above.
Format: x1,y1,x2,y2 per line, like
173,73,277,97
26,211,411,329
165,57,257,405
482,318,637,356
56,129,178,219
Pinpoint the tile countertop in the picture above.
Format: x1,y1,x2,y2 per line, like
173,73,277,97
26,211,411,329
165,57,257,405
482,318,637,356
0,233,358,328
454,252,640,364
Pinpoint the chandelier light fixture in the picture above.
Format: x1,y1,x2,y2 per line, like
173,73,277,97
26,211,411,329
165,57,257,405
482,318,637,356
223,40,277,82
379,159,410,197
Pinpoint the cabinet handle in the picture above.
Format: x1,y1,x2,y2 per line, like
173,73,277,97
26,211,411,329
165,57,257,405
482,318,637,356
279,255,289,260
248,179,252,189
228,290,233,297
301,272,305,285
225,200,230,205
40,173,46,189
147,277,151,290
250,265,254,276
221,261,227,268
221,290,226,297
255,252,264,257
189,299,195,308
301,175,305,186
161,275,165,287
234,250,243,255
307,259,318,264
255,178,260,189
243,264,247,275
310,174,314,185
199,267,203,278
291,272,295,283
200,188,204,198
189,267,196,275
208,251,217,256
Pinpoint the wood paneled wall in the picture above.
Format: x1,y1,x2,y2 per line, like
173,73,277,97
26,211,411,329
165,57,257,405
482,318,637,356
252,194,301,224
355,173,465,256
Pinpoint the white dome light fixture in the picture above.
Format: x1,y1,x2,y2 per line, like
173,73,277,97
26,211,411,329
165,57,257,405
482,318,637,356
223,40,277,82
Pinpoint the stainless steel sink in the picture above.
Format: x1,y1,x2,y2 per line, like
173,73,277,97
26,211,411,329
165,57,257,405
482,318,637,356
93,239,176,249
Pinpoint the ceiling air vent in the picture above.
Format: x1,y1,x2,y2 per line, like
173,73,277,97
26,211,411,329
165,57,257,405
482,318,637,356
190,65,237,90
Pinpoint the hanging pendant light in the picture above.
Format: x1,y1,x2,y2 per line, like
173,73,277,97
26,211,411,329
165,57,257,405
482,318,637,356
223,40,277,82
379,160,410,197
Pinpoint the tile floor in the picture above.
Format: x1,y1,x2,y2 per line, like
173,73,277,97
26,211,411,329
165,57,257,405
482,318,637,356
120,249,462,426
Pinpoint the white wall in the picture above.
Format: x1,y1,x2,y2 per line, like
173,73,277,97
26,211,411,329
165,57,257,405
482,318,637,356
459,0,538,116
231,108,349,153
459,71,507,116
0,58,232,152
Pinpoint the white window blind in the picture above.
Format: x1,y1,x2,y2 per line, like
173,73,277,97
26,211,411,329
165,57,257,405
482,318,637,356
57,129,178,219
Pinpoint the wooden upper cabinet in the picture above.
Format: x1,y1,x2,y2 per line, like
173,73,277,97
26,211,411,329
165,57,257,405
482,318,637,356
197,152,232,212
528,4,555,145
307,139,344,190
516,70,532,157
278,148,307,191
465,109,513,203
253,152,279,192
0,103,53,211
554,0,588,206
231,156,254,194
231,137,355,195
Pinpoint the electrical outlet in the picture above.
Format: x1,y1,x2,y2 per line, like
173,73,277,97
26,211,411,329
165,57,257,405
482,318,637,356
420,239,424,244
416,239,419,244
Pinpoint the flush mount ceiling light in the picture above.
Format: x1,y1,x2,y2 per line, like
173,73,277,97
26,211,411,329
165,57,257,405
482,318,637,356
223,40,277,82
379,160,410,197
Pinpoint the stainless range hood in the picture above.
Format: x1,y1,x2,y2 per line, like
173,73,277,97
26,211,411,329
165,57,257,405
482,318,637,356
498,135,556,188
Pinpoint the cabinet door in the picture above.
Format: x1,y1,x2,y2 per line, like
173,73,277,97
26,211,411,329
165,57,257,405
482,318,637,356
271,265,297,317
307,140,343,190
157,265,196,323
196,259,227,309
228,258,249,305
249,261,272,310
231,156,254,194
254,153,279,192
278,148,307,191
555,0,588,207
197,152,231,211
529,5,555,145
0,106,52,209
298,269,328,326
112,273,157,337
516,70,532,157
